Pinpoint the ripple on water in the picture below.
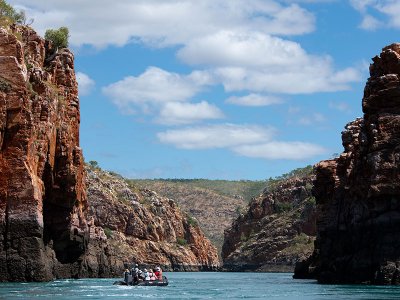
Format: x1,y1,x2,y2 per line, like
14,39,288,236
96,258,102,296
1,273,400,299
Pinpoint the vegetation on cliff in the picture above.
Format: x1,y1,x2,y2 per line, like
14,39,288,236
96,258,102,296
295,44,400,285
129,178,265,259
85,164,220,273
0,0,28,25
222,166,316,272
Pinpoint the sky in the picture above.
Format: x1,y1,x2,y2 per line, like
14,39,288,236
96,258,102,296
9,0,400,180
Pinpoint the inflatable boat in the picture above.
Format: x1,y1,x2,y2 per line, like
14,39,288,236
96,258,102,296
113,276,168,286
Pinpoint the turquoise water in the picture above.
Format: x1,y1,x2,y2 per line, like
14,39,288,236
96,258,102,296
1,272,400,299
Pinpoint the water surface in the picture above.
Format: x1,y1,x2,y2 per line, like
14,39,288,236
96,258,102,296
1,272,400,299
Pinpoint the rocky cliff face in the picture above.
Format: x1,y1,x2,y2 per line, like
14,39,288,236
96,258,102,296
222,175,316,272
0,25,87,281
85,167,219,274
130,180,250,261
0,25,219,282
294,44,400,284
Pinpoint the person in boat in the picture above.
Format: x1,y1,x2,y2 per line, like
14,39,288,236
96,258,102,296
130,263,139,275
131,264,140,285
144,269,150,281
123,269,130,285
149,269,156,281
131,265,139,285
154,266,163,281
137,269,144,282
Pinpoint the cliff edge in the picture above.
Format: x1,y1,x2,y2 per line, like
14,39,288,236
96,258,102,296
0,25,219,282
0,25,87,281
294,44,400,284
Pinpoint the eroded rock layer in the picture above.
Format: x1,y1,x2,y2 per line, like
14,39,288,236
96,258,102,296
85,167,219,274
0,25,87,281
222,175,316,272
294,44,400,284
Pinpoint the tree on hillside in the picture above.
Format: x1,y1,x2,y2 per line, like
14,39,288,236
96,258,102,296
0,0,30,24
45,27,69,49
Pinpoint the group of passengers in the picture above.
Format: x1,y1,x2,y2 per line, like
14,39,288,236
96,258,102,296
124,264,163,284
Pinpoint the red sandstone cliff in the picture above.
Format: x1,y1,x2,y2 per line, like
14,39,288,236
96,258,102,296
0,25,87,281
85,167,219,274
0,25,219,282
294,44,400,284
222,174,316,272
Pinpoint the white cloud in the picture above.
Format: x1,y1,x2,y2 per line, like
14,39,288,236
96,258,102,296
350,0,400,30
233,141,326,160
226,94,283,106
214,64,361,94
177,30,310,68
349,0,375,12
102,67,208,112
157,124,275,149
360,14,382,30
298,113,326,125
13,1,360,95
157,123,326,160
157,101,224,125
76,72,95,96
11,0,315,48
329,101,351,112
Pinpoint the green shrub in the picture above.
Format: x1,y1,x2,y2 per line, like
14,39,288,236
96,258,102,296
88,160,100,170
0,79,11,92
0,0,26,24
104,227,113,238
186,214,198,227
305,196,316,207
275,201,293,213
176,237,187,246
45,26,69,49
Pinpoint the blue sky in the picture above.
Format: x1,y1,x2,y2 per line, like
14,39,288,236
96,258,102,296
10,0,400,179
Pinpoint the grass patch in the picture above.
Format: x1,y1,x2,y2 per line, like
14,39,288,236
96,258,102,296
186,214,198,227
0,78,11,93
275,201,293,213
104,227,113,239
281,233,314,256
176,237,187,246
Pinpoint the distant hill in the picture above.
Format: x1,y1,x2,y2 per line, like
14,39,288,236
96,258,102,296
126,179,267,260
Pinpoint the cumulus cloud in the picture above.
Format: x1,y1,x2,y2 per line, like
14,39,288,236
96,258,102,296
298,113,326,125
177,30,361,94
157,101,224,125
10,0,315,48
102,67,222,124
350,0,400,30
157,124,276,149
157,124,326,160
76,72,95,96
177,31,309,68
214,65,360,94
329,101,351,112
233,141,326,160
102,67,212,114
360,14,382,30
226,94,283,106
14,1,360,96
